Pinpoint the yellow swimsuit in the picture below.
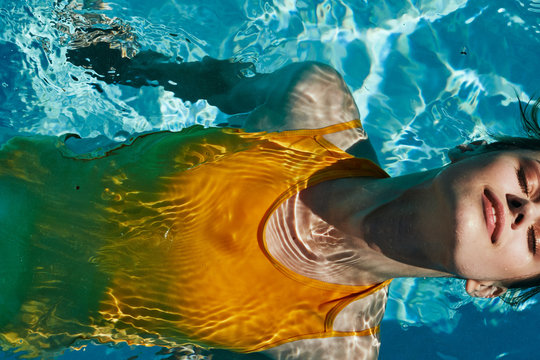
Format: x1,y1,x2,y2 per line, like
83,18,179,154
0,120,389,356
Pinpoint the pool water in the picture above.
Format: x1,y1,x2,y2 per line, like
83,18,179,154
0,0,539,359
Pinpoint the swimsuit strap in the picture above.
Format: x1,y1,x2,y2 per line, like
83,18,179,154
267,119,362,138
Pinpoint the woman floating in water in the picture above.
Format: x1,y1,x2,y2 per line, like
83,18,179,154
1,24,540,359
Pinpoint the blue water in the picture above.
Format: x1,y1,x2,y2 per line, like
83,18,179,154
0,0,539,359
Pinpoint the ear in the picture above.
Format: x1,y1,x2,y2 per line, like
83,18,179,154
465,279,507,298
448,140,488,163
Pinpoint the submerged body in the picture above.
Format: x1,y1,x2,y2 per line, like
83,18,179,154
0,121,389,357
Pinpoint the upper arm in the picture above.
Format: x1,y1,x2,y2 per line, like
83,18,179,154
261,334,380,360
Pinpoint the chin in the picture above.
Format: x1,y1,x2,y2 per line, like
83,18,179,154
446,201,487,276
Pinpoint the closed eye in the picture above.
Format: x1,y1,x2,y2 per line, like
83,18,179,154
528,226,538,255
516,166,529,196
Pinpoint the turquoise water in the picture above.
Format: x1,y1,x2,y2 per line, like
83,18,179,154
0,0,539,358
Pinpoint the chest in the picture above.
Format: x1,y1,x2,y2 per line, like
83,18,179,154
265,191,385,285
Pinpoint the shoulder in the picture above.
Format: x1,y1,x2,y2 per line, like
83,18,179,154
334,284,389,332
244,62,359,132
242,62,374,156
262,285,389,360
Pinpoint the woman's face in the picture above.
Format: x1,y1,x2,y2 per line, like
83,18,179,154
434,149,540,285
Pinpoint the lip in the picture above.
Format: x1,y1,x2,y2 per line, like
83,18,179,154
482,189,505,244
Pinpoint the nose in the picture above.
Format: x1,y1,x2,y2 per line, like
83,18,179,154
507,194,540,229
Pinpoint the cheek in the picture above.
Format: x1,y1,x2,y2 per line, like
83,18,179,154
495,229,533,273
452,228,488,278
453,228,532,280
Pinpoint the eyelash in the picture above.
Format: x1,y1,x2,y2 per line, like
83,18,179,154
529,226,538,255
518,166,538,254
516,166,530,196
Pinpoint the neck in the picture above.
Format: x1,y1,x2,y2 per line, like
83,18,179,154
300,168,455,282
